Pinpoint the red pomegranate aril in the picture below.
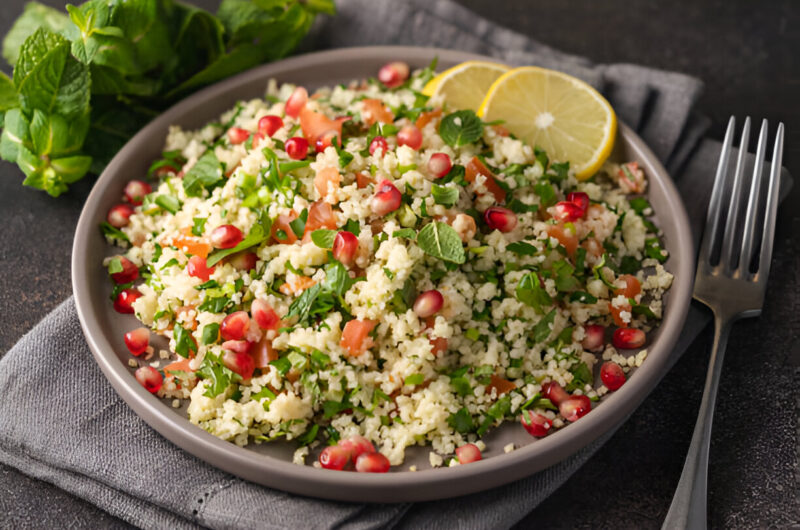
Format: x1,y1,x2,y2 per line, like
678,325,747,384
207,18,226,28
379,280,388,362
339,435,376,460
369,136,388,156
355,452,391,473
427,152,452,178
542,381,569,406
221,339,253,354
251,299,280,330
612,327,646,349
397,125,422,150
371,179,402,216
227,127,250,145
107,204,134,228
285,136,309,160
285,86,308,118
332,230,359,266
413,289,444,318
114,289,141,314
187,255,214,282
581,324,605,352
222,350,255,380
601,361,627,391
319,445,350,470
210,224,243,249
455,443,482,464
559,395,592,422
484,206,518,233
520,410,552,437
124,327,150,356
258,115,284,137
567,191,590,212
315,129,339,153
221,311,250,341
135,366,162,393
251,132,265,148
110,256,139,284
228,251,257,271
123,180,152,205
377,61,410,88
552,201,585,222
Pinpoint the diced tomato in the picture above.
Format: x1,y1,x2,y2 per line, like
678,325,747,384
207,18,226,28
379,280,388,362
614,274,641,298
429,336,448,356
299,107,349,148
172,227,212,258
486,374,516,396
271,211,298,245
415,109,442,130
279,275,316,296
360,98,394,126
355,172,373,189
340,319,377,357
163,357,194,374
465,157,506,203
491,124,510,137
315,167,341,198
302,200,338,242
581,237,603,258
252,335,278,368
608,302,632,327
546,223,578,256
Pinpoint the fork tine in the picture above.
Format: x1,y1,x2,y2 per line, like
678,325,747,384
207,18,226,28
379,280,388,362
738,119,769,273
700,116,736,263
756,122,784,279
719,116,751,270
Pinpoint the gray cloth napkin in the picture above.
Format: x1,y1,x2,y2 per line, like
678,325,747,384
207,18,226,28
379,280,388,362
0,0,792,528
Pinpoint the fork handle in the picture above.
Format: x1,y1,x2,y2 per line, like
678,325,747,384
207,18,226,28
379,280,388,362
662,314,732,530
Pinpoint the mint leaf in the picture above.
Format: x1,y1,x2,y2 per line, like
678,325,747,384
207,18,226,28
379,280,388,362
439,110,483,147
206,218,271,267
516,272,552,313
183,150,223,197
174,324,197,358
0,108,30,162
447,407,475,434
507,241,537,256
2,2,70,67
155,194,181,214
533,309,556,343
431,183,459,207
311,229,337,249
566,362,593,392
417,221,465,264
392,228,416,239
285,283,322,322
534,181,556,207
0,73,18,112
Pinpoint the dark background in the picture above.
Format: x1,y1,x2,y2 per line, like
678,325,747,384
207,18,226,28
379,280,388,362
1,0,798,528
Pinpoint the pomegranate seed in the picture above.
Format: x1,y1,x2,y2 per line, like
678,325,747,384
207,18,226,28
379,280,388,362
222,350,255,380
135,366,162,393
251,132,265,148
413,289,444,318
187,255,214,282
107,204,134,228
339,435,376,460
123,180,151,205
612,328,646,349
455,443,482,464
520,410,552,437
552,201,585,222
355,452,390,473
484,206,517,233
542,381,569,406
377,61,410,88
369,136,388,156
371,179,402,216
332,231,359,267
228,251,257,271
581,324,605,352
567,191,590,212
221,339,253,354
314,129,339,153
600,361,626,391
251,299,280,330
258,115,284,137
319,445,350,470
221,311,250,341
285,86,308,118
427,153,452,178
397,125,422,150
110,256,139,284
113,289,141,314
559,395,592,422
124,327,150,356
227,127,250,145
210,225,243,249
285,137,309,160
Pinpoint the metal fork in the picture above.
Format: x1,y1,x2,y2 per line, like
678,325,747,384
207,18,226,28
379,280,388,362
662,117,785,529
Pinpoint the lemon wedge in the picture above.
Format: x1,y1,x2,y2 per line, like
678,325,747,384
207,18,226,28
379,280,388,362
477,66,617,179
422,60,510,111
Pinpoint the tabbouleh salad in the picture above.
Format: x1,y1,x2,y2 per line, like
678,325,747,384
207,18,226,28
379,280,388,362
102,60,673,472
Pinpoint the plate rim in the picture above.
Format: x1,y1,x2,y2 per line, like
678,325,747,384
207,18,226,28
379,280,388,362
71,45,694,502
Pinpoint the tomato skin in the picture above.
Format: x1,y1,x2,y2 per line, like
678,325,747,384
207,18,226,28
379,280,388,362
302,201,338,242
361,98,394,125
271,211,299,244
415,109,442,130
614,274,641,298
486,374,516,396
314,167,341,198
340,319,377,357
546,223,578,256
465,156,506,203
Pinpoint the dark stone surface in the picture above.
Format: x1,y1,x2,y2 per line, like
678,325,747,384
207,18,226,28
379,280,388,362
0,0,797,528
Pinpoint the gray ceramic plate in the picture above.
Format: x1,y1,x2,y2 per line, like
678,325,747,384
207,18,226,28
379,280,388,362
72,46,693,502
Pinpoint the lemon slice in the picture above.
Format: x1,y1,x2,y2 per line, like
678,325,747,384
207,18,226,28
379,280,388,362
477,66,617,179
422,60,510,111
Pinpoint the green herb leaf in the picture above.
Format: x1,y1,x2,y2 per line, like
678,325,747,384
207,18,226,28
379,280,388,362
206,218,271,267
174,324,197,358
439,110,484,147
644,237,668,262
507,241,537,256
311,229,337,249
532,309,556,344
431,183,459,207
155,194,181,214
404,374,424,386
297,423,319,447
566,362,593,392
516,272,552,313
285,283,322,322
100,221,129,244
569,291,598,304
447,407,475,434
629,197,651,215
534,181,556,207
201,323,220,345
106,257,123,275
2,2,70,67
192,217,207,237
183,151,223,197
289,208,308,238
416,221,466,264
